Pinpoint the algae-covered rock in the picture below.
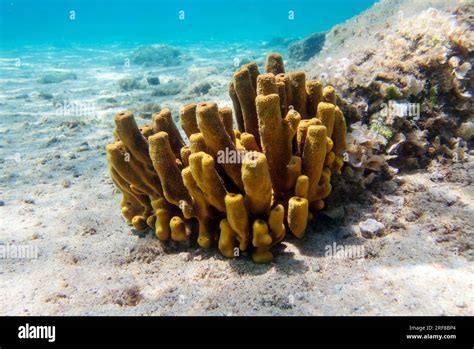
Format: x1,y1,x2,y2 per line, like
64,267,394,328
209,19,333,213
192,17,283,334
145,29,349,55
289,32,326,61
131,45,181,66
266,37,297,48
189,81,212,96
151,82,182,96
118,76,145,91
457,122,474,141
146,76,160,86
38,91,54,100
306,0,473,184
37,71,77,84
136,103,161,119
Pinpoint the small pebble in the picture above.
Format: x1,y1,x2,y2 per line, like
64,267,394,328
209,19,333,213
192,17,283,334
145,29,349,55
359,219,385,239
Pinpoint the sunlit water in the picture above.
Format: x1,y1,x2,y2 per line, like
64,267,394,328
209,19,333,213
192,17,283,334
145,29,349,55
0,0,377,175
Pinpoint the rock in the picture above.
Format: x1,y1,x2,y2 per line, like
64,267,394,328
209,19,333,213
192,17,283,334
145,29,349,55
97,97,119,108
266,37,297,47
405,209,422,222
118,76,145,91
457,121,474,141
359,219,385,239
0,200,4,206
189,81,211,96
65,152,77,160
429,171,444,182
146,76,160,85
188,66,219,80
136,103,161,118
429,188,458,206
37,71,77,84
323,206,345,220
151,82,182,96
78,142,90,152
46,137,60,147
288,32,326,61
38,91,53,100
131,45,181,66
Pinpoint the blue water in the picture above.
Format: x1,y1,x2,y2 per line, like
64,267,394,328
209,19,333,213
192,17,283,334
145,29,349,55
1,0,378,190
0,0,378,166
1,0,377,47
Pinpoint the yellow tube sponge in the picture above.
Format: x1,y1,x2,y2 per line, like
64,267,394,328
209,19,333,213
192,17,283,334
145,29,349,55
242,62,260,91
288,71,307,118
265,53,285,75
114,111,151,166
332,107,347,175
228,82,245,132
240,133,260,151
105,53,347,263
149,132,192,208
152,108,186,160
276,73,292,111
196,101,244,190
189,151,227,213
179,103,199,139
180,146,191,167
251,219,273,263
181,167,214,248
154,198,172,241
218,218,236,258
132,216,148,231
224,193,249,251
312,167,333,202
286,155,302,190
323,85,337,105
302,125,327,202
295,175,309,198
241,152,272,216
189,133,208,154
256,94,301,197
276,80,288,117
296,118,322,156
287,196,309,238
140,125,154,139
218,106,236,144
316,102,336,138
256,73,278,96
170,216,189,242
233,68,260,143
306,80,323,118
106,142,160,198
268,204,285,245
